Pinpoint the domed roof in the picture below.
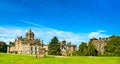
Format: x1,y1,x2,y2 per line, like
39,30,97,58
26,29,34,35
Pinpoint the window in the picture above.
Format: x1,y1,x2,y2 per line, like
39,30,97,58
35,47,37,51
31,47,33,51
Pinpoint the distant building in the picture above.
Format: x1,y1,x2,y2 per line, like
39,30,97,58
90,38,107,55
90,36,114,55
60,40,76,56
7,29,47,54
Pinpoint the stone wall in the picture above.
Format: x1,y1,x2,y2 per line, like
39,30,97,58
92,38,108,55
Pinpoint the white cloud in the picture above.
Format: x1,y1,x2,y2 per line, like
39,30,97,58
88,30,109,39
0,21,110,46
0,37,15,44
0,26,86,45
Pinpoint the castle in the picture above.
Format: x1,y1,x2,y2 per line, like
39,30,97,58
90,36,113,55
7,29,76,55
7,29,45,54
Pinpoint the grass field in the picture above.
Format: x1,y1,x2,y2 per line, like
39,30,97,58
0,53,119,64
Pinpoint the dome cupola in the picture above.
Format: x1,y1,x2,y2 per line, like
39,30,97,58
26,29,34,40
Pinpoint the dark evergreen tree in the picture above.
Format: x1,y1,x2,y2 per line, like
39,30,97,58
48,36,61,55
0,41,7,53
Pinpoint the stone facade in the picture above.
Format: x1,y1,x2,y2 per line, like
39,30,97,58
7,29,44,54
60,40,76,56
90,37,109,55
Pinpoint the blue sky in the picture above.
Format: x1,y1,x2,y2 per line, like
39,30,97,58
0,0,120,45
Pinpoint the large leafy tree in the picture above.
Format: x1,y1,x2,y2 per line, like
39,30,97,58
87,40,98,56
105,35,120,56
78,42,88,56
0,41,7,53
48,36,61,55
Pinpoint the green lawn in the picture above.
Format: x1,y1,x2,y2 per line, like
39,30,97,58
0,53,119,64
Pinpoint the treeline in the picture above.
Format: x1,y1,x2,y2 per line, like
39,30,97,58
77,35,120,56
1,35,120,56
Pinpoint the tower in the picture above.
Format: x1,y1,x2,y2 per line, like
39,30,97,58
26,29,34,40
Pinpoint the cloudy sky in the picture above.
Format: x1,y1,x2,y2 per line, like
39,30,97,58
0,0,119,45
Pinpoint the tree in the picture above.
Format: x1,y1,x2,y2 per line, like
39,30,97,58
48,36,61,55
105,35,120,56
87,40,98,56
0,41,7,53
78,42,88,56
